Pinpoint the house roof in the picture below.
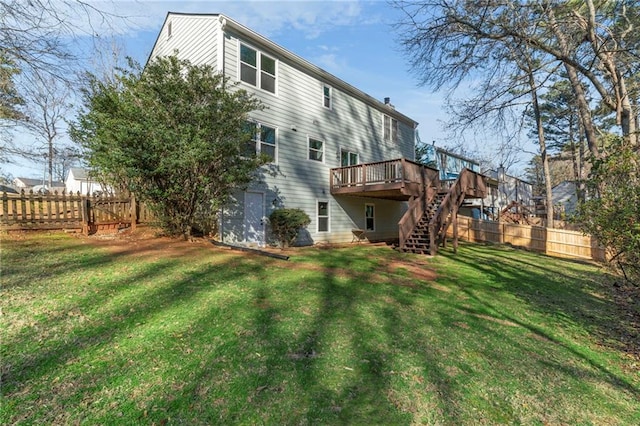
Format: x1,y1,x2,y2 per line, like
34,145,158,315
149,12,419,129
68,167,93,181
14,177,65,187
0,184,18,193
434,146,480,166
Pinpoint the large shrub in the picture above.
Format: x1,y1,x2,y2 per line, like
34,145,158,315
71,56,266,239
576,139,640,284
269,208,311,248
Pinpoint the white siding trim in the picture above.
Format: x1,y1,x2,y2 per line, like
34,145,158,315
217,16,225,74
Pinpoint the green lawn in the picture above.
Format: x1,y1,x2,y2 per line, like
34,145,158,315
2,232,638,425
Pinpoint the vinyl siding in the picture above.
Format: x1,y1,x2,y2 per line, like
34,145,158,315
149,15,219,70
151,14,416,245
221,29,413,244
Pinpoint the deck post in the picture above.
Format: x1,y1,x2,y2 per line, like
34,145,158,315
361,164,366,187
453,204,458,254
429,223,437,255
400,158,406,190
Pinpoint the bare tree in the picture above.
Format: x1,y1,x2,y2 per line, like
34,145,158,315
21,73,72,187
1,0,121,167
392,0,640,154
516,46,555,228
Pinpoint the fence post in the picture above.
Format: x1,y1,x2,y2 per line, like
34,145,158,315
81,196,90,235
1,191,8,223
130,193,137,231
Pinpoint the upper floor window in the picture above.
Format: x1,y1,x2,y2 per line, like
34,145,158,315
245,121,277,162
308,137,324,162
322,84,332,109
240,43,276,94
383,114,398,143
341,149,358,166
167,21,172,39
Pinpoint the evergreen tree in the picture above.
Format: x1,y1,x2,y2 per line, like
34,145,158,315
71,56,266,238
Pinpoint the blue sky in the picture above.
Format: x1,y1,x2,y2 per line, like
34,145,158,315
7,0,520,180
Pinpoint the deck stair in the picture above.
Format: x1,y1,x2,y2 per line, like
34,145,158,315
398,168,488,255
328,159,489,256
400,194,444,254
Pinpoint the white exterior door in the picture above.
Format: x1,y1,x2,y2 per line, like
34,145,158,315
244,191,265,246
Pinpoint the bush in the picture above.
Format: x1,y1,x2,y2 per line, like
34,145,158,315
269,208,311,248
575,139,640,285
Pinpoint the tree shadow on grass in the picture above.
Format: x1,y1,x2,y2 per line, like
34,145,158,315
127,248,421,424
2,246,272,424
438,242,639,396
6,238,639,424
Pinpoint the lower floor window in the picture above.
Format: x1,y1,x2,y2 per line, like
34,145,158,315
317,201,329,232
365,204,375,231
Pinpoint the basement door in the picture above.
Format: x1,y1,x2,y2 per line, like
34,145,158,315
244,191,265,246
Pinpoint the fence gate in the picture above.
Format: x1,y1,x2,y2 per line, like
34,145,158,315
0,191,152,234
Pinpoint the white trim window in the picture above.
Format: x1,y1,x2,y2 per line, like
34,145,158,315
322,84,332,109
239,43,276,94
340,149,358,166
308,137,324,162
317,200,329,233
365,203,375,232
383,114,398,143
245,121,277,162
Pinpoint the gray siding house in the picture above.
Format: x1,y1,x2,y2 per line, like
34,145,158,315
149,13,420,246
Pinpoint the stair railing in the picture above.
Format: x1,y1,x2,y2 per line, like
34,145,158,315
398,165,437,249
428,168,476,255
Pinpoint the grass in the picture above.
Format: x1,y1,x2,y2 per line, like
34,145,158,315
1,232,639,425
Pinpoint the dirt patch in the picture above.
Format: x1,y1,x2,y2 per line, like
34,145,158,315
75,227,221,260
72,228,441,286
386,261,437,282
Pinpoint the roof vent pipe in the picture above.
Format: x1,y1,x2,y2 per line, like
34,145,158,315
384,97,390,105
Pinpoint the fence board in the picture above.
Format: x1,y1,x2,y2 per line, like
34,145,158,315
451,216,606,262
1,191,154,233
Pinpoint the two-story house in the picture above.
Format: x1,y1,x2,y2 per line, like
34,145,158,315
149,13,488,252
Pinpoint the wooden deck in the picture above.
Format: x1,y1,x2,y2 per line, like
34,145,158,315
330,159,439,200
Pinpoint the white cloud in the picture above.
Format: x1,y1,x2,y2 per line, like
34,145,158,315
68,1,373,40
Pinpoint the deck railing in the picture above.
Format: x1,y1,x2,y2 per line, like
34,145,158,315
330,158,437,192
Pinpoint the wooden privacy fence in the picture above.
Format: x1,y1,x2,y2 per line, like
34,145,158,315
449,216,606,262
1,191,155,234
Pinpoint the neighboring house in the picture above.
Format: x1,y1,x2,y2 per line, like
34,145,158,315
66,168,110,195
552,181,579,217
148,13,487,250
420,145,488,220
0,184,19,194
481,170,534,221
13,177,65,194
422,144,480,182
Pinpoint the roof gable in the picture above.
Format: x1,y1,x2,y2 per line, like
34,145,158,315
151,12,418,128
